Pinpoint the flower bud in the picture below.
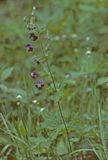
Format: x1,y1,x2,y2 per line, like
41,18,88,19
25,44,33,52
29,33,38,41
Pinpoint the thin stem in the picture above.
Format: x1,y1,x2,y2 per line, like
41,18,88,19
40,43,72,154
31,1,72,156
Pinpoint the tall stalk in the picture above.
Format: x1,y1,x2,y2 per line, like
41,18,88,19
40,43,72,155
28,0,72,157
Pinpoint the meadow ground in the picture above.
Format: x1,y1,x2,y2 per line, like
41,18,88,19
0,0,108,160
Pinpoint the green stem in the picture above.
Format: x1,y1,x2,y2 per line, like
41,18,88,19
40,43,72,154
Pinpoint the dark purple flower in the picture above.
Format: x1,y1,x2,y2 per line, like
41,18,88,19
31,70,38,78
25,44,33,52
35,80,44,89
29,33,38,41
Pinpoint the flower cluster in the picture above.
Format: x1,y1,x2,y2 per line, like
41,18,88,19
24,6,44,90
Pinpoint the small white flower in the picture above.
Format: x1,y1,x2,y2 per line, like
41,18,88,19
33,6,36,10
74,48,79,52
54,36,60,41
71,34,77,38
40,108,45,112
86,50,91,54
32,100,37,104
17,102,20,106
86,36,90,41
65,74,70,78
32,11,34,16
16,95,22,99
23,17,26,22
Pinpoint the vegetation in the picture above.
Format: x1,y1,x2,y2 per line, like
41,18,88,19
0,0,108,159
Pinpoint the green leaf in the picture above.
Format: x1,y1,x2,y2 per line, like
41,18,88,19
50,91,63,102
0,84,8,92
30,137,49,150
1,144,12,155
9,88,26,97
99,26,108,34
56,140,68,155
97,77,108,85
1,67,13,81
0,137,11,144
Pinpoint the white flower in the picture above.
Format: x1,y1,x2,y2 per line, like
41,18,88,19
16,95,22,99
86,50,91,54
32,100,37,104
71,34,77,38
74,48,79,52
40,108,45,112
17,102,20,106
33,6,36,10
54,36,60,41
86,36,90,41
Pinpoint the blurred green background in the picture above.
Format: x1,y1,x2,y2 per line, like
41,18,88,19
0,0,108,159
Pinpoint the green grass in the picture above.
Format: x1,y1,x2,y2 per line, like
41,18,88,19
0,0,108,159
